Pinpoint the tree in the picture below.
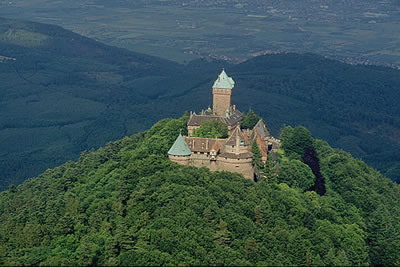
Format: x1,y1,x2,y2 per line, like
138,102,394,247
214,219,232,248
278,159,315,191
241,110,262,129
367,205,400,265
251,140,263,169
281,126,315,158
193,119,228,138
9,184,16,193
3,116,400,266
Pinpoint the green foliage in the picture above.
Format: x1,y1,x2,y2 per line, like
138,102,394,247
1,19,400,191
192,119,228,138
233,54,400,182
281,126,315,158
315,139,400,265
214,219,232,248
241,110,262,129
251,140,262,169
0,17,187,191
278,160,315,191
0,119,399,265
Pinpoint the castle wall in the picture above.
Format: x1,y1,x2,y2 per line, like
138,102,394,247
225,144,248,154
189,153,214,168
217,157,254,180
174,152,254,180
212,88,231,117
168,155,190,165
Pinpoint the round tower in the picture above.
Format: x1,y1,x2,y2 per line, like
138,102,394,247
168,133,191,165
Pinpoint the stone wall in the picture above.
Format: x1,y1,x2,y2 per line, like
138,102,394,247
212,88,231,117
168,155,190,165
170,150,254,180
217,157,254,180
185,152,254,180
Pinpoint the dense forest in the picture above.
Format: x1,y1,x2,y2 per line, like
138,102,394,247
1,115,399,265
1,17,400,191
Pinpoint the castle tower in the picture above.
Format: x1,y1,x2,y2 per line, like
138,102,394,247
168,133,192,165
212,69,235,117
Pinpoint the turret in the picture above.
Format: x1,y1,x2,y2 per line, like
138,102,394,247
168,134,192,165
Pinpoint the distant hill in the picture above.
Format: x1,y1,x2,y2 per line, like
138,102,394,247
1,17,400,191
0,116,399,265
0,17,217,190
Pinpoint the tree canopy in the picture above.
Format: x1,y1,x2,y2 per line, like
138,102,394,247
281,126,315,159
241,110,263,130
1,20,400,192
192,119,228,138
1,116,400,265
251,140,262,169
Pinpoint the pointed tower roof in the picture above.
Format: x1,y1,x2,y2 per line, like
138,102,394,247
212,69,235,89
168,134,192,156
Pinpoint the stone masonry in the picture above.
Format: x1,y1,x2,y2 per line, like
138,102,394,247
168,70,280,180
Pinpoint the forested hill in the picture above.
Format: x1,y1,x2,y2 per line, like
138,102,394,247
0,17,217,191
1,17,400,191
1,116,400,265
227,54,400,182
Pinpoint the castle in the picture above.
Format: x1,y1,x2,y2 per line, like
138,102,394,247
168,70,280,180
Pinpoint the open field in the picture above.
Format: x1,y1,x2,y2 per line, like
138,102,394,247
1,1,400,66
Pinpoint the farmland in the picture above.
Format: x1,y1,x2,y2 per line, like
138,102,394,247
1,0,400,66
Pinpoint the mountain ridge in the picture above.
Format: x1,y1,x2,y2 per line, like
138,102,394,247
1,17,400,191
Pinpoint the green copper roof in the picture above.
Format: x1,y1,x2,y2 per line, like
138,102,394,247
212,69,235,89
168,134,192,156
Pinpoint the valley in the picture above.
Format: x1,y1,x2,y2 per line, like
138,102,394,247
1,0,400,66
0,17,399,191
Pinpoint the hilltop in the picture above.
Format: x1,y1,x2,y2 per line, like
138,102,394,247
228,54,400,181
1,17,400,191
0,115,399,265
